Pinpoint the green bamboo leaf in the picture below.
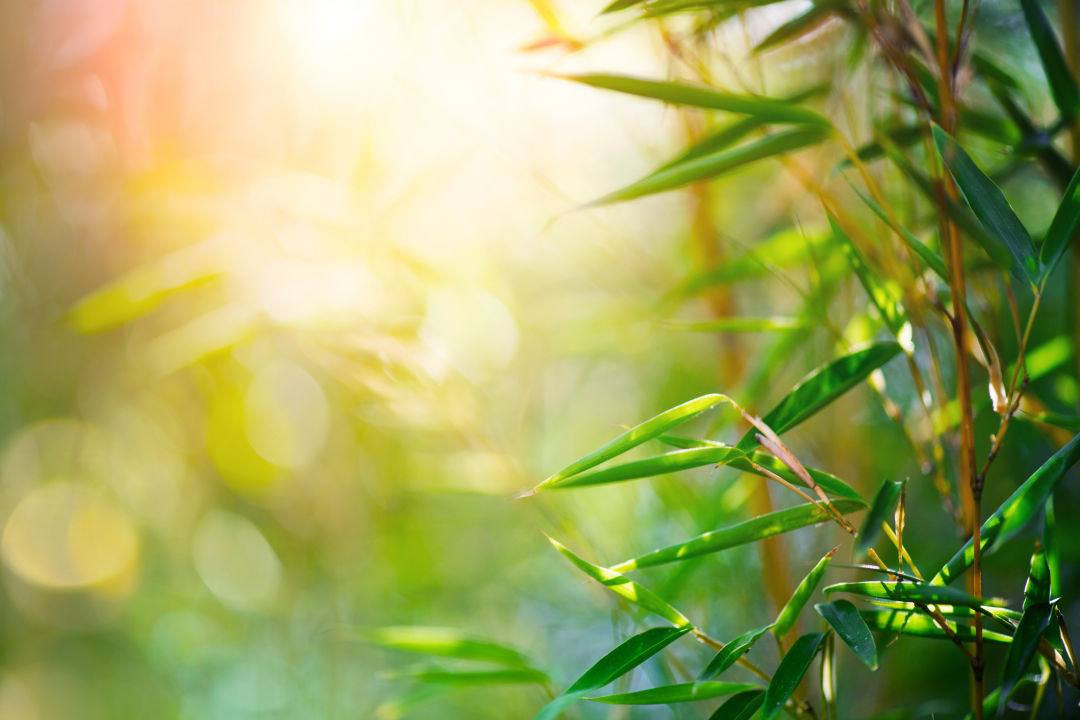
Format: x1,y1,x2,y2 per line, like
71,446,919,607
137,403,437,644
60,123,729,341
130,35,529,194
826,581,987,607
359,626,531,666
1020,410,1080,432
762,632,827,720
932,125,1038,284
735,342,903,449
669,317,806,333
828,215,906,335
1039,163,1080,279
754,1,841,54
855,479,905,557
1045,496,1062,598
558,75,831,126
859,609,1013,643
700,625,774,680
657,435,866,505
815,600,878,669
535,626,691,720
547,446,745,489
384,666,549,685
774,549,837,638
1000,602,1054,704
588,681,759,704
612,499,863,571
589,127,830,206
931,433,1080,586
674,228,831,294
708,689,765,720
534,394,733,491
548,536,691,627
1024,542,1051,609
600,0,645,12
659,117,766,170
845,181,948,279
1020,0,1080,121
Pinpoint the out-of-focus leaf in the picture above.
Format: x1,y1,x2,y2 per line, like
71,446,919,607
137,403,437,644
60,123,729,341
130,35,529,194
1039,164,1080,279
612,499,862,571
589,127,830,206
657,435,866,503
547,446,744,489
534,394,733,491
588,681,759,704
359,626,531,666
754,0,842,54
931,433,1080,586
708,689,765,720
1000,602,1054,703
558,75,830,126
933,125,1038,284
548,537,691,626
845,180,948,280
774,549,836,638
815,600,877,669
384,666,549,685
700,625,774,680
826,580,988,607
1022,410,1080,432
829,214,906,335
736,342,903,449
674,228,831,294
762,632,826,720
859,609,1013,643
600,0,645,12
1020,0,1080,121
670,317,806,333
534,626,691,720
855,479,904,557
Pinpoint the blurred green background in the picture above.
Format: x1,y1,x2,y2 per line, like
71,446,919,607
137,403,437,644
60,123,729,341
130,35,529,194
0,1,1078,718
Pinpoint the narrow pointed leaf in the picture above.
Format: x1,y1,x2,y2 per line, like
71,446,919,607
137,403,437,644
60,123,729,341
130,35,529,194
535,626,691,720
359,626,531,667
1000,602,1054,703
815,600,877,669
1024,542,1051,609
1020,0,1079,121
670,316,806,333
736,342,903,449
612,499,863,571
774,549,836,638
933,125,1038,284
827,580,987,607
859,609,1012,643
932,433,1080,586
709,689,765,720
700,625,774,680
590,127,830,206
535,394,732,490
1022,410,1080,432
588,681,759,704
762,632,827,720
1039,163,1080,279
385,666,549,685
754,1,838,53
1045,496,1062,598
548,536,691,627
558,74,830,126
846,180,948,279
855,479,904,557
549,446,745,489
829,215,906,335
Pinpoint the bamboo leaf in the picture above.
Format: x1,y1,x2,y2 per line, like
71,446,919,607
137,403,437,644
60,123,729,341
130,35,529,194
1045,496,1062,599
708,689,765,720
762,632,827,720
558,74,831,126
1025,542,1052,609
359,626,531,667
547,446,745,489
612,499,863,571
855,479,905,557
754,1,841,54
815,600,878,669
548,536,691,627
932,125,1039,284
588,681,759,704
1000,602,1054,704
735,342,903,449
829,215,907,335
774,549,837,638
1039,163,1080,279
826,580,987,607
670,317,807,333
1021,410,1080,432
590,127,830,206
846,180,948,280
535,626,691,720
534,394,733,491
385,666,549,685
931,433,1080,586
859,609,1013,643
700,625,774,680
1019,0,1080,121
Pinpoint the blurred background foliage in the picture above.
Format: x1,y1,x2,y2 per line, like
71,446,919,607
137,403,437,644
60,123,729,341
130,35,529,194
0,0,1078,718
